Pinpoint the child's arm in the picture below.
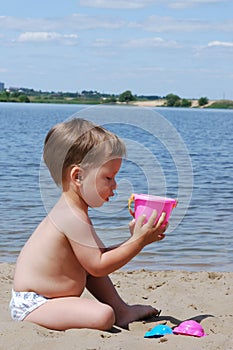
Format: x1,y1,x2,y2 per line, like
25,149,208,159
68,210,167,277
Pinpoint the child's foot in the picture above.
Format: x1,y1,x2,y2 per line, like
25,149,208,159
115,304,161,329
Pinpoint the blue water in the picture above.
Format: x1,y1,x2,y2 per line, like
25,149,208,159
0,103,232,271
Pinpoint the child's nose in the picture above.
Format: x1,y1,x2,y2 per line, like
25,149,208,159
112,179,117,189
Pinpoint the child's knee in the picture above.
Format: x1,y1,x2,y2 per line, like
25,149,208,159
98,305,115,330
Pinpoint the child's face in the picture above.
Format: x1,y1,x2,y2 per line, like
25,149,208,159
81,158,122,208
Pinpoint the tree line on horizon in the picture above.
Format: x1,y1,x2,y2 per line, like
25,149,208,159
0,87,161,103
0,87,211,107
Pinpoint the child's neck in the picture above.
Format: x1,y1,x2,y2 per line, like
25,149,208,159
62,190,89,215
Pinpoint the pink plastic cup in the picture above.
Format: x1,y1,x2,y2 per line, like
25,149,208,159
128,193,177,225
173,320,207,337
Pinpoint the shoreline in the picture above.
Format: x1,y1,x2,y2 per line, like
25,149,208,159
1,256,232,273
1,99,233,109
1,263,232,350
130,99,216,108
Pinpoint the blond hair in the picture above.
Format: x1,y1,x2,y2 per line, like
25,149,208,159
43,118,126,186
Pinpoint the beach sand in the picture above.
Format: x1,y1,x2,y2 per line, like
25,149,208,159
1,263,233,350
131,99,215,108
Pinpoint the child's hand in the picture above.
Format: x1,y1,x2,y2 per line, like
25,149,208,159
129,219,136,236
131,210,168,246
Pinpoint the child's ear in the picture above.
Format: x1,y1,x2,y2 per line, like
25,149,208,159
70,165,83,185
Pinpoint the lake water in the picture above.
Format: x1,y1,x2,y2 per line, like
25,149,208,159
0,102,232,272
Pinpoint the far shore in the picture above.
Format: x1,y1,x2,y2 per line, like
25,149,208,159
1,98,233,109
130,99,216,108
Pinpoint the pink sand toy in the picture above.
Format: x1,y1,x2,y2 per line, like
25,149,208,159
173,320,207,337
128,193,177,225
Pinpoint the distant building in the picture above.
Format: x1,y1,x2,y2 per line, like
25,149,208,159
8,86,19,92
0,82,4,91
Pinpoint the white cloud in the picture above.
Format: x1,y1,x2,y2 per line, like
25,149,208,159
69,13,124,30
129,15,233,34
194,40,233,58
124,37,181,49
18,32,59,42
79,0,230,9
0,14,124,33
130,15,210,33
0,16,52,32
17,32,78,45
79,0,157,9
207,41,233,48
1,13,232,37
135,66,166,73
91,39,112,47
169,0,230,9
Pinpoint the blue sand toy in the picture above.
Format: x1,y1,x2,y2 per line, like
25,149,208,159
144,324,173,338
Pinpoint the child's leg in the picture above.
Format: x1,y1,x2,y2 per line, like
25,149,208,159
86,275,160,328
24,296,115,331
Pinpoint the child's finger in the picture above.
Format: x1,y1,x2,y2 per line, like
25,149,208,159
147,210,158,227
128,219,136,235
135,214,147,228
129,218,135,226
155,212,166,229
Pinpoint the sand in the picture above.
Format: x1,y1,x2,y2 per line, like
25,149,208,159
131,99,216,108
1,263,233,350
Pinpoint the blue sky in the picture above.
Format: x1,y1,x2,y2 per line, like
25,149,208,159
1,0,233,99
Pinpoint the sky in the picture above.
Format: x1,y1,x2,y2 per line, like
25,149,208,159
0,0,233,99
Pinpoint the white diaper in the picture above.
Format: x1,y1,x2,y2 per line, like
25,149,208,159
10,289,48,321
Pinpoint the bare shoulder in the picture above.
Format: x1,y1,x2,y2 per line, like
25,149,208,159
47,197,100,248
